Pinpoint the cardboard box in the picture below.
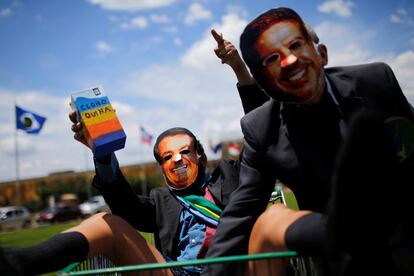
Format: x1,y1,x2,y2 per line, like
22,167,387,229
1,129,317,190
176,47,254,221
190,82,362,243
70,86,126,157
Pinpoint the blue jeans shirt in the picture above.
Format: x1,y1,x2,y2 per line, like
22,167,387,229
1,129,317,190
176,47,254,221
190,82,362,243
175,209,206,273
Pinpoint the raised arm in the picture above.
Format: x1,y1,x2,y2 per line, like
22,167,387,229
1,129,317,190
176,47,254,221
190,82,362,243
211,28,255,86
211,29,269,114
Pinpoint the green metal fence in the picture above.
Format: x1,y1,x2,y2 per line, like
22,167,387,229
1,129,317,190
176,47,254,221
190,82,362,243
59,251,302,275
58,185,322,275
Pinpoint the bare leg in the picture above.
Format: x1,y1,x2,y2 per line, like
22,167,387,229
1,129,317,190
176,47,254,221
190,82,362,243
65,212,172,276
248,204,311,276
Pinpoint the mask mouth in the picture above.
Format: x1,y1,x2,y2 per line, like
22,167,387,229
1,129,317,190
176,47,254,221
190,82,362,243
172,164,187,174
284,68,306,82
280,62,308,81
164,156,205,191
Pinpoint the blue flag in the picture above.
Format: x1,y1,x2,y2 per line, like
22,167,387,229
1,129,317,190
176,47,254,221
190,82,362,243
15,106,46,134
208,139,222,154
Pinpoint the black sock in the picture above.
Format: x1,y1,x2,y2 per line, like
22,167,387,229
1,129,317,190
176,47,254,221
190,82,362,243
3,231,89,275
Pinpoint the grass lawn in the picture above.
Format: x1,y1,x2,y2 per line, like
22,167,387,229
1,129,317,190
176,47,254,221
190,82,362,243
0,220,154,248
0,220,155,275
0,221,80,248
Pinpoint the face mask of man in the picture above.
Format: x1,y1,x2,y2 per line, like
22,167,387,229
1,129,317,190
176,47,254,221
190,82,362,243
157,134,205,190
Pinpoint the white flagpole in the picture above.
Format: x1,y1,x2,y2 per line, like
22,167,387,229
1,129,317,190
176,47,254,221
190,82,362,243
14,103,21,205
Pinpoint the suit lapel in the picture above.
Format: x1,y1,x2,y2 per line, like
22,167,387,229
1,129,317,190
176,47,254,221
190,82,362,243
326,71,366,121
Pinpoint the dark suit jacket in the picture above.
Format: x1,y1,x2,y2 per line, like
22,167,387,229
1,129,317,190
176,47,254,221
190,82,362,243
206,62,414,261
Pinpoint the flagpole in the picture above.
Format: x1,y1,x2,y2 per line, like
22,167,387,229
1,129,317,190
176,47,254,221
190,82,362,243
14,103,21,205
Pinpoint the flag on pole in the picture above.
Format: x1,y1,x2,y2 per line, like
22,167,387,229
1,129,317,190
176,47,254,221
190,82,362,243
208,139,222,154
228,142,241,156
140,126,153,145
15,105,46,134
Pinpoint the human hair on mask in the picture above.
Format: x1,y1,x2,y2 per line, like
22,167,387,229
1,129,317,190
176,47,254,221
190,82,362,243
240,7,319,74
153,127,205,164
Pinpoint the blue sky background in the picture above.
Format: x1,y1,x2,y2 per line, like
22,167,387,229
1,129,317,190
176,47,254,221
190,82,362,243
1,0,413,182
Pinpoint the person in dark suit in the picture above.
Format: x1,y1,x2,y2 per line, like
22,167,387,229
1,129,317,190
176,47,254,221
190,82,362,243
205,7,414,276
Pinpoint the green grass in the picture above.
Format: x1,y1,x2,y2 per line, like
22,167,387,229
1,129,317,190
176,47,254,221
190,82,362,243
0,221,81,276
284,189,300,210
0,221,80,248
268,187,300,211
0,221,154,248
0,220,155,275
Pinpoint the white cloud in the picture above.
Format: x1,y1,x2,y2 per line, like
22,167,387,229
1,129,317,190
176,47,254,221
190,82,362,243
390,14,403,23
94,40,113,56
131,16,148,28
315,21,373,66
88,0,176,11
185,3,212,25
0,8,12,18
318,0,353,18
121,16,148,30
150,14,170,24
182,13,247,69
389,8,414,26
315,21,414,103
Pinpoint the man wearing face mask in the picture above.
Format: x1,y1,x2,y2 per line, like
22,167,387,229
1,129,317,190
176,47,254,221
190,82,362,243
93,127,243,275
205,7,414,276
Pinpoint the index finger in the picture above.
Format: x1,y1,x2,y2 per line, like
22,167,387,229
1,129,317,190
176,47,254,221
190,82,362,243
211,29,224,44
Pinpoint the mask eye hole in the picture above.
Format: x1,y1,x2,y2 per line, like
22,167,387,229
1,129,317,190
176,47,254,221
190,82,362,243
289,41,302,51
262,53,279,66
180,149,190,155
162,155,172,162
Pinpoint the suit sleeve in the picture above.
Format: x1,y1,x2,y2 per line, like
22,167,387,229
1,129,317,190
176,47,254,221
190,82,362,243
238,83,269,114
205,118,276,262
93,165,158,233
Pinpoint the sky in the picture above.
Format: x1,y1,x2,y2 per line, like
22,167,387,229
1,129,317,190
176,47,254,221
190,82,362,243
0,0,413,182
